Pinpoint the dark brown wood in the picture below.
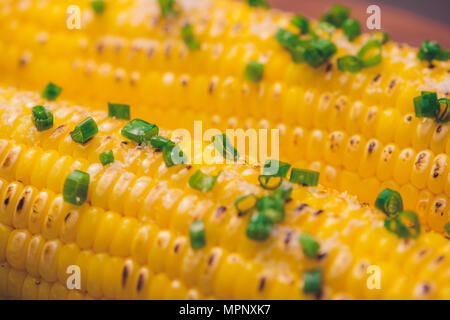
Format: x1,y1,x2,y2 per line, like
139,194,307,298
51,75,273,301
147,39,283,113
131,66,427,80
268,0,450,48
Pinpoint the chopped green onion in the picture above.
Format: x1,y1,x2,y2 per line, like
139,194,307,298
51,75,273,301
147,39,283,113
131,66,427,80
234,194,257,216
444,222,450,235
162,144,187,167
303,269,322,295
273,181,293,201
299,234,320,258
212,134,239,161
158,0,178,18
321,4,350,27
150,135,174,149
99,150,114,166
244,61,264,83
414,91,439,118
357,39,382,67
181,25,200,51
262,159,291,177
246,212,272,241
108,103,130,120
189,170,220,192
31,105,53,131
258,175,283,190
256,195,285,223
91,0,105,14
63,170,90,206
41,82,62,101
304,39,337,68
342,18,360,41
190,220,206,249
247,0,270,9
375,188,403,217
384,211,421,239
289,168,319,186
275,28,307,63
315,21,335,37
337,55,364,73
121,119,159,144
291,15,309,34
418,41,449,63
71,116,98,144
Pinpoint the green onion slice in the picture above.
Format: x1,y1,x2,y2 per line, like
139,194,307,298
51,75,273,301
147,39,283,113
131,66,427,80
63,170,90,206
189,170,220,192
234,194,258,216
273,181,293,201
375,188,403,217
337,55,364,73
357,39,382,67
299,234,320,258
212,134,239,161
291,15,309,34
384,211,421,239
258,175,283,190
244,60,264,83
256,195,285,223
99,150,114,166
418,40,449,63
247,0,270,9
305,39,337,68
181,25,200,51
321,4,350,27
262,159,291,177
150,136,174,149
91,0,105,14
158,0,178,17
246,212,272,241
289,168,319,186
162,144,187,167
31,105,53,131
444,222,450,235
303,269,322,295
190,220,206,249
414,91,439,118
41,82,62,101
342,18,361,41
71,116,98,144
121,119,159,144
108,103,130,120
316,22,335,37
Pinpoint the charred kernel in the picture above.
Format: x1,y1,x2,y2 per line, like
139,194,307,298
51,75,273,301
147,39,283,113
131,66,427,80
122,265,129,288
16,197,25,212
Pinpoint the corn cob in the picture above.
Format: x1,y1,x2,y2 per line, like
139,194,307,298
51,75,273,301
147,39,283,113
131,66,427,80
0,87,448,300
1,50,449,234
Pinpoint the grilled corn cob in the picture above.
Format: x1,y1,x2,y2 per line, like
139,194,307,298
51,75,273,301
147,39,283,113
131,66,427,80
0,0,449,235
0,87,448,300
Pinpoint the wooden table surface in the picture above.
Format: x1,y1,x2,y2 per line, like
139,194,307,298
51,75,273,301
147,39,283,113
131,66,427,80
267,0,450,48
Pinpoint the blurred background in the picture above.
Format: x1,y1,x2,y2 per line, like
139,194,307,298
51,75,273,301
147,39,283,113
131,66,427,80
267,0,450,47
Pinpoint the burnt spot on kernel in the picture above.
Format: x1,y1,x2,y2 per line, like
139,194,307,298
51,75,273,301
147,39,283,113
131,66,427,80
295,203,308,212
207,253,215,266
284,231,293,246
174,242,181,253
258,277,266,292
16,197,25,212
372,74,381,83
325,63,333,73
436,125,442,133
388,79,396,90
64,212,72,223
216,206,227,216
314,209,324,216
406,115,413,122
368,141,376,154
136,272,144,292
122,265,129,288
